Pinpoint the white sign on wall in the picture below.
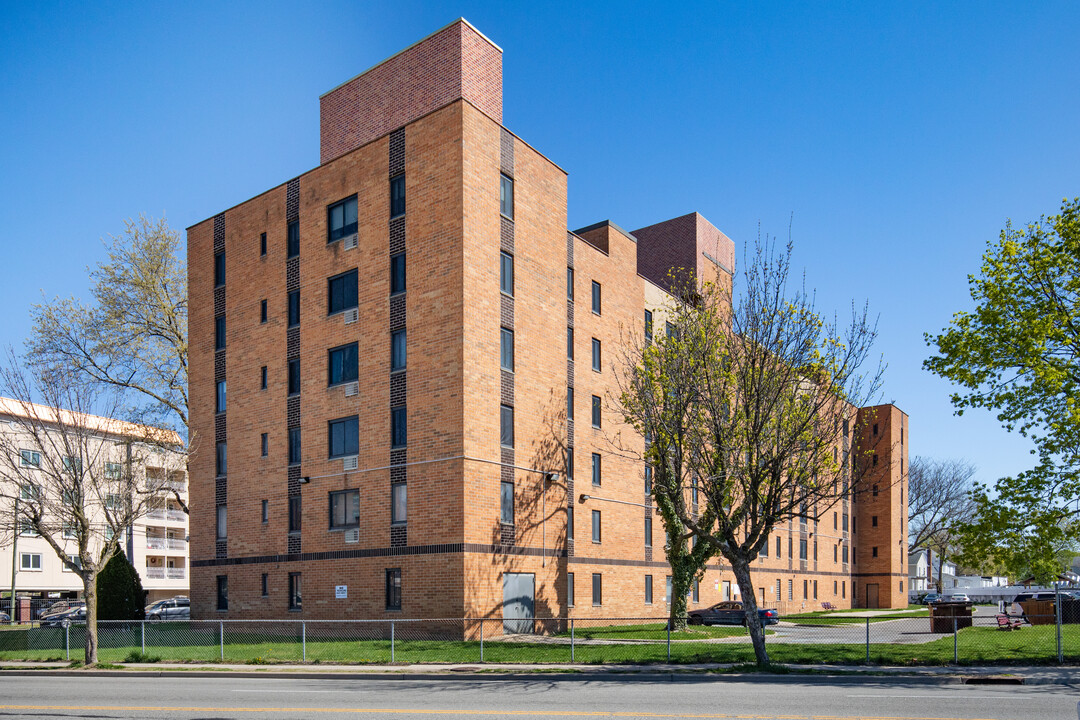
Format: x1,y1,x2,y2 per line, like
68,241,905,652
335,585,348,599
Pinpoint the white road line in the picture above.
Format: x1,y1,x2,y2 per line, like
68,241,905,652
231,689,349,693
846,694,1030,700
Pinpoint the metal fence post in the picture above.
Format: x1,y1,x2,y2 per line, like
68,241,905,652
391,620,395,664
479,618,484,663
1056,586,1063,664
219,621,224,662
140,621,145,655
64,624,69,661
570,619,575,663
865,616,870,665
952,616,958,664
302,621,307,662
666,621,671,662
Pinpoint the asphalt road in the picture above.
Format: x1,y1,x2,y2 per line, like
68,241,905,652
0,674,1076,720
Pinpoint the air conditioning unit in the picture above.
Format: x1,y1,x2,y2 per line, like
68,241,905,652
343,381,359,397
343,308,359,325
344,528,360,544
342,456,358,471
343,234,358,251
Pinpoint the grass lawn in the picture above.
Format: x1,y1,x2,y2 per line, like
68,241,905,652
0,622,1075,667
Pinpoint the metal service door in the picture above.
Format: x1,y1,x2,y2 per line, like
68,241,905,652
866,583,880,609
503,573,535,634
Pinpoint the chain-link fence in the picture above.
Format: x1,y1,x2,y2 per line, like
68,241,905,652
0,609,1075,666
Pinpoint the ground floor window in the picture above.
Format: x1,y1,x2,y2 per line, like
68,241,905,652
386,568,402,610
216,575,228,611
289,573,302,610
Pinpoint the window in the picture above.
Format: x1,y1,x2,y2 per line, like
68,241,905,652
834,580,838,595
288,495,301,534
776,579,782,601
567,505,573,538
645,515,652,547
500,405,514,448
260,232,267,257
500,328,514,371
645,575,653,604
799,539,807,560
842,581,846,599
216,442,227,476
667,576,673,605
591,338,601,372
328,343,358,385
567,267,574,300
666,321,677,338
260,299,267,323
787,579,793,601
567,386,573,419
288,359,300,395
19,553,41,571
104,462,122,480
328,416,359,458
260,365,267,390
803,580,808,599
591,281,601,314
500,480,514,524
591,395,601,428
289,573,302,610
328,269,359,315
392,482,407,525
872,423,879,436
288,428,301,465
391,406,407,448
567,572,575,607
261,573,268,596
287,220,299,258
390,175,405,217
693,580,700,603
691,476,699,505
592,573,602,606
591,509,601,543
390,253,406,294
833,512,838,530
62,523,76,539
19,519,38,536
872,546,879,558
834,545,838,562
872,515,878,527
261,433,268,457
843,545,849,563
842,513,849,532
18,449,40,467
644,309,653,342
215,316,226,350
261,499,269,523
788,537,792,559
217,576,229,611
760,536,768,557
215,505,227,540
567,447,574,481
329,489,360,529
873,483,879,496
644,465,653,494
776,536,781,557
288,290,300,327
567,327,574,360
392,330,407,371
591,453,601,486
813,540,818,561
814,580,818,599
214,252,225,287
386,568,402,610
105,493,121,509
64,554,80,572
500,251,514,296
327,195,358,243
216,380,226,413
500,173,514,218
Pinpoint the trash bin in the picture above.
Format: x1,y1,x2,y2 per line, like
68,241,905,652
929,601,973,633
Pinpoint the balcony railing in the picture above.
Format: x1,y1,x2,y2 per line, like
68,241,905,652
165,567,186,579
146,537,167,550
166,538,186,550
144,567,165,579
146,509,166,520
166,509,186,522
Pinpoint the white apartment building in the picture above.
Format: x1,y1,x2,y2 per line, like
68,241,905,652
0,398,189,614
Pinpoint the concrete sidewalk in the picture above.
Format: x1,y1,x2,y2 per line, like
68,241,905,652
1,659,1076,685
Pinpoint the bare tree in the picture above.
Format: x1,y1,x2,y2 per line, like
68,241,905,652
0,353,181,663
907,456,976,591
27,216,189,512
618,238,884,667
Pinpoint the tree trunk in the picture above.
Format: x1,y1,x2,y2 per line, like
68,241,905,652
731,559,770,667
669,573,692,631
82,574,97,664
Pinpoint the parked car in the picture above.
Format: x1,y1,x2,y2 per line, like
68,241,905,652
687,601,780,626
943,593,970,602
40,600,85,620
0,611,9,623
918,592,943,604
145,596,190,621
40,606,85,628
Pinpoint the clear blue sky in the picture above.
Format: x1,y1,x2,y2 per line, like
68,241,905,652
2,2,1077,488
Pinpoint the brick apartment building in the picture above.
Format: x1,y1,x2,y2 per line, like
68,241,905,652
187,19,909,623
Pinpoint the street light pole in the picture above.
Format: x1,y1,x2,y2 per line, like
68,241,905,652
8,496,17,624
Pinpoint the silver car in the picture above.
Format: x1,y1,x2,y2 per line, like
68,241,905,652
145,596,190,621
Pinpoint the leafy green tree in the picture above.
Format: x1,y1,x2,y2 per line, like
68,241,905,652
96,551,145,621
926,198,1080,583
618,239,884,667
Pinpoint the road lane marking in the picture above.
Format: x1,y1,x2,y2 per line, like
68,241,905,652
847,695,1030,700
0,705,999,720
232,689,348,693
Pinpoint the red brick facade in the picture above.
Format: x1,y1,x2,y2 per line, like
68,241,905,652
188,21,908,625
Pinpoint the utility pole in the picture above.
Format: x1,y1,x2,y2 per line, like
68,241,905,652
8,496,17,624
